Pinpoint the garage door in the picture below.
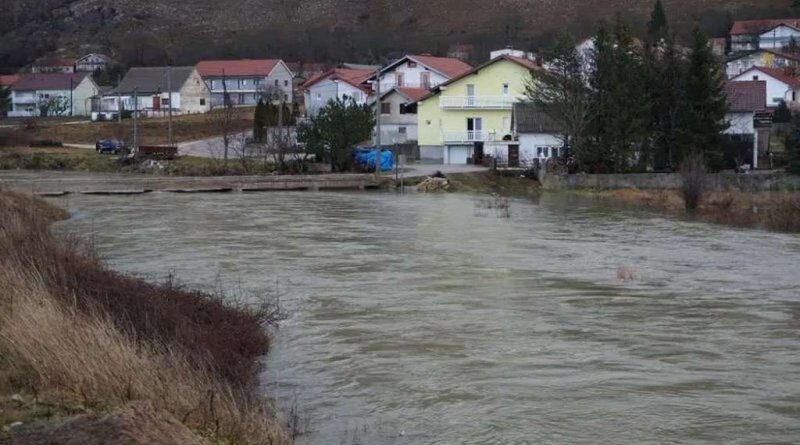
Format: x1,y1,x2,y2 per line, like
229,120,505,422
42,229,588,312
447,145,471,165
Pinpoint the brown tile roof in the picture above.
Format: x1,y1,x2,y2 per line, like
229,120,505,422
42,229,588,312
737,66,800,88
12,72,90,91
196,59,281,77
302,68,374,94
393,87,429,102
0,75,19,87
514,103,563,134
730,18,800,35
407,55,473,78
725,81,767,112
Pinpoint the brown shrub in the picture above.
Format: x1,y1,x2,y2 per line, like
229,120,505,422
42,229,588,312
680,153,706,212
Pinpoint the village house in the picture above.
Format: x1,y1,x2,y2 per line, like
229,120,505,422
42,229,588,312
730,66,800,107
301,68,374,117
725,49,800,79
8,72,99,117
102,66,210,116
724,80,767,169
415,53,539,164
196,59,294,108
373,54,472,144
376,87,428,144
513,103,564,166
730,19,800,53
75,53,112,72
30,56,76,74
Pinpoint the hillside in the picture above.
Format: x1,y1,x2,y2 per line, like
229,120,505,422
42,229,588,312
0,0,794,70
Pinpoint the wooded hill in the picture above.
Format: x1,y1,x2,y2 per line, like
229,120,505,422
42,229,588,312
0,0,793,70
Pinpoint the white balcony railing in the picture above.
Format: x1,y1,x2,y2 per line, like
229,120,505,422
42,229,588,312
442,131,486,143
439,95,514,109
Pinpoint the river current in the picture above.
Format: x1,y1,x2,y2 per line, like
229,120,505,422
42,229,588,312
52,190,800,444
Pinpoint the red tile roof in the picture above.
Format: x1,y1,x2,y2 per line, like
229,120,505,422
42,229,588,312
392,87,429,102
196,59,281,77
0,75,19,87
302,68,374,93
407,55,473,78
12,73,90,91
737,66,800,88
725,81,767,112
730,18,800,35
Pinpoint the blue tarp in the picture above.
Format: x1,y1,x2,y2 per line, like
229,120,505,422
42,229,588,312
354,149,393,172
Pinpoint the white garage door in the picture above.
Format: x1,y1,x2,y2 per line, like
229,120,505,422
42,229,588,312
447,145,471,165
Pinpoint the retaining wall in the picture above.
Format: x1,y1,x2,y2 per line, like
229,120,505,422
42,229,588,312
540,171,800,192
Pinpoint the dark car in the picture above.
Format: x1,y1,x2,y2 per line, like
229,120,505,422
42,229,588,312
95,139,125,154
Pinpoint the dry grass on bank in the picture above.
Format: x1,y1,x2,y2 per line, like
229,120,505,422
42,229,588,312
1,109,254,146
594,189,800,233
0,190,288,444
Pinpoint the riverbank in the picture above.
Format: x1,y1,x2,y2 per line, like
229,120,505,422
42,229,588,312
569,188,800,233
0,190,288,444
407,171,540,197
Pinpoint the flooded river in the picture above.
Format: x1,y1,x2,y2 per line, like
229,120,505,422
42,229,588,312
50,190,800,444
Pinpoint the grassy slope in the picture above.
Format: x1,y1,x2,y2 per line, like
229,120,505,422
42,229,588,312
0,190,287,444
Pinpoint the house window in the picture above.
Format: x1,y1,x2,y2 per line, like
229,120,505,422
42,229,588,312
284,80,289,87
752,75,759,80
396,72,404,87
274,79,279,86
420,72,431,89
408,61,417,68
200,98,206,106
399,126,407,134
317,93,322,100
502,83,509,95
399,104,406,114
381,102,391,114
239,79,247,88
162,97,170,106
284,94,288,101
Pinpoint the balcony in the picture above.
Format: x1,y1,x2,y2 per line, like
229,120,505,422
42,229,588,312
439,95,514,109
442,131,487,143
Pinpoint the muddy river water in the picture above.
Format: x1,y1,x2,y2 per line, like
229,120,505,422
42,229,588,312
49,189,800,444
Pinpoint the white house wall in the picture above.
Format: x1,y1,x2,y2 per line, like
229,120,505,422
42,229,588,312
758,25,800,50
518,133,563,161
306,79,368,116
725,112,755,135
377,60,449,90
732,71,796,105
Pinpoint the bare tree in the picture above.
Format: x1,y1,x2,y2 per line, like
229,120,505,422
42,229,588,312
205,106,241,166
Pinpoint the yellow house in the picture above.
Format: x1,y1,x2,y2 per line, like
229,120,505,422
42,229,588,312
416,55,539,164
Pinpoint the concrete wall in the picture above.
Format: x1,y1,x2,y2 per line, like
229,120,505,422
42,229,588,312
179,69,211,114
540,171,800,192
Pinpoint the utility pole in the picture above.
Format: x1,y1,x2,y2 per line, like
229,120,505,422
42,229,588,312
69,77,73,117
133,88,139,151
167,65,173,147
374,67,381,178
117,74,122,123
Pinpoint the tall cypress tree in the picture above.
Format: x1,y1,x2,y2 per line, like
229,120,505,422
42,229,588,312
647,0,669,44
678,28,729,171
589,17,650,173
253,99,266,141
646,36,686,171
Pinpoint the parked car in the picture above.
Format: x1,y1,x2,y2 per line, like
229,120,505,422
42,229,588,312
95,139,125,154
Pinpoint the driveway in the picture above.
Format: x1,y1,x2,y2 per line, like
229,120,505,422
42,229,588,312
178,131,252,158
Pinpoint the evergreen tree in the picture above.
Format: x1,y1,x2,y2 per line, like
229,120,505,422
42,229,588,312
0,85,10,117
678,28,729,171
647,0,669,44
253,99,266,141
787,112,800,175
296,97,375,172
588,17,650,173
646,35,686,171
